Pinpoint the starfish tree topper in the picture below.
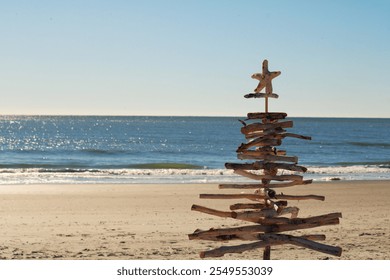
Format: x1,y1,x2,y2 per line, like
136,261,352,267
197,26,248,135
251,60,281,94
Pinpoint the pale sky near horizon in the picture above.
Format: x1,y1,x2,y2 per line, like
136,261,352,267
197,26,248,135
1,0,389,117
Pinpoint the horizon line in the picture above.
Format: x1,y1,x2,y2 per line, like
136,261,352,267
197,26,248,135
1,113,389,119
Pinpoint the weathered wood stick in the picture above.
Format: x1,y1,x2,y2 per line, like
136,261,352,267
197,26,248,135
237,139,282,151
259,217,295,225
279,179,313,187
251,133,312,141
248,132,311,141
219,180,313,189
237,137,282,152
247,112,287,120
230,203,266,210
248,234,326,242
263,160,293,169
256,146,278,153
191,205,299,222
196,232,327,242
244,93,279,99
225,162,307,172
230,201,287,210
259,212,342,225
276,218,340,231
237,153,298,163
225,162,259,170
263,246,271,260
263,234,342,257
241,121,293,135
244,234,326,242
265,149,286,155
238,147,287,155
200,234,341,258
245,128,286,139
275,194,325,201
194,204,292,225
199,193,265,201
188,218,340,240
235,207,299,221
233,169,303,181
190,220,340,241
299,212,342,223
238,133,310,152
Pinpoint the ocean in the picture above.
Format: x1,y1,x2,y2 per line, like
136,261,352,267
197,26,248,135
0,116,389,184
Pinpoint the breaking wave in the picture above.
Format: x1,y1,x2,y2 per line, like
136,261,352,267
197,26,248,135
0,164,389,184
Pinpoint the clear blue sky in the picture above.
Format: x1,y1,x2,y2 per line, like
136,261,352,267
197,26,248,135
1,0,389,117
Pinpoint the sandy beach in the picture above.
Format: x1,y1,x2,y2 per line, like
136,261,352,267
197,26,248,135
0,180,389,260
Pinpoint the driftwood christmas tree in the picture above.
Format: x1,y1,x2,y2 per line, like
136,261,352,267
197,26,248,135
189,59,342,259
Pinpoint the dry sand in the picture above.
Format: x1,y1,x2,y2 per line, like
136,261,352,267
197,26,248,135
0,181,389,260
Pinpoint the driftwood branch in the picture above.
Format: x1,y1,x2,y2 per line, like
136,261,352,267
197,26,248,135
192,206,340,228
190,214,340,242
259,212,342,225
233,169,303,181
237,134,311,152
191,204,299,221
230,201,287,210
193,231,326,242
247,132,312,141
219,180,312,190
244,93,279,99
237,139,282,151
263,234,342,257
245,128,287,140
199,234,342,258
200,191,322,202
235,207,299,221
241,121,293,135
297,212,342,222
202,191,322,204
188,217,340,241
246,112,287,120
237,153,298,163
260,148,286,155
237,147,287,155
251,133,312,141
230,203,266,210
225,162,307,173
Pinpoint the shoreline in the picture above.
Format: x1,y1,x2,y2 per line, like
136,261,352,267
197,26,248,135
1,161,389,185
0,180,389,260
0,178,389,185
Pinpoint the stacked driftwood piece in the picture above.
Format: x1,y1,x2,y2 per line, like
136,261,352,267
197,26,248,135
189,59,342,259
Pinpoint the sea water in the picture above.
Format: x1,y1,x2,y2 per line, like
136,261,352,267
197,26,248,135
0,116,389,184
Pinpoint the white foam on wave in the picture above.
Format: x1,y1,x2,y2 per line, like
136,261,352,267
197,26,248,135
277,165,390,181
0,168,238,184
307,165,390,174
305,165,390,181
0,165,389,184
